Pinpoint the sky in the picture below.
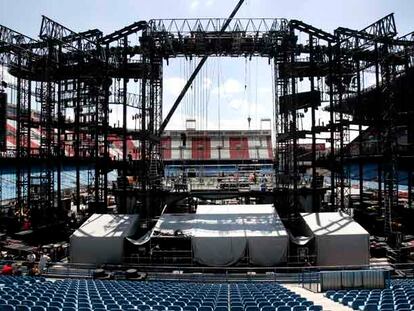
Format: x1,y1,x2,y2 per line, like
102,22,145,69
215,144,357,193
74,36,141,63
1,0,413,131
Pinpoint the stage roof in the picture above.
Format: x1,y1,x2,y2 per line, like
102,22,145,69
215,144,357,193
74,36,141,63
72,214,139,238
301,211,368,236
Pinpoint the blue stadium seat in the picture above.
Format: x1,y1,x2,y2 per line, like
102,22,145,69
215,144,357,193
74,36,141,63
17,301,32,308
174,302,186,308
324,291,336,298
36,301,49,308
6,301,19,307
349,299,366,310
361,304,378,311
0,278,322,311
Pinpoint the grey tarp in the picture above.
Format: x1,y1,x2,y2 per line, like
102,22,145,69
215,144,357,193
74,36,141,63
301,212,370,266
70,214,139,265
153,204,288,266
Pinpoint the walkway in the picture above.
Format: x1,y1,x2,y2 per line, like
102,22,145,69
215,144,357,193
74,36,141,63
284,284,351,311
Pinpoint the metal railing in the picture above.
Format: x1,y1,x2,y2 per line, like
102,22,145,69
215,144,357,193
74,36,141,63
3,259,414,284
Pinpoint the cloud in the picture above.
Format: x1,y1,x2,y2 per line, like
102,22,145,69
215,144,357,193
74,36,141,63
202,77,212,90
212,78,243,96
215,119,250,130
190,0,200,10
189,0,214,11
228,98,248,111
223,78,243,94
164,77,185,97
163,72,273,131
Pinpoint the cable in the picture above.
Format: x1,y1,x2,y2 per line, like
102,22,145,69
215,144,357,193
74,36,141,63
271,60,276,159
245,58,251,130
255,57,258,130
217,59,221,133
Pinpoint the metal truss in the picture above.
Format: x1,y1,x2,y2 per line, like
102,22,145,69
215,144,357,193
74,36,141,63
289,20,336,42
335,13,397,51
147,18,289,37
0,25,46,69
100,21,147,45
0,10,412,232
39,15,105,59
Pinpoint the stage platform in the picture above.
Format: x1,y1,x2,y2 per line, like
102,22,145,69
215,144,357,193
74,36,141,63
301,211,370,266
152,204,288,266
70,214,139,265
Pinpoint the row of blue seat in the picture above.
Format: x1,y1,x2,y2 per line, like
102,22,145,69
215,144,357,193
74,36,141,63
0,277,45,285
0,306,323,311
325,278,414,311
0,278,322,311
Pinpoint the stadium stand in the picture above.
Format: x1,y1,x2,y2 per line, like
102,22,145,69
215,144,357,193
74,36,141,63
325,279,414,311
0,276,322,311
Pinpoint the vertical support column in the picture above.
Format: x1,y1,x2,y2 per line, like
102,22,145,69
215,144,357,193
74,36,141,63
75,78,81,213
408,170,412,209
94,86,99,206
355,43,364,209
273,58,279,185
26,80,32,211
382,43,396,237
339,105,345,210
45,42,54,216
328,43,335,209
375,43,382,212
122,36,128,212
141,57,147,192
336,40,345,210
309,34,317,212
103,44,110,210
148,55,163,190
56,45,62,212
15,54,22,211
290,26,298,216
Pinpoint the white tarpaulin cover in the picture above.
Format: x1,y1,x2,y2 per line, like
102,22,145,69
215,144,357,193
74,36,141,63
153,204,288,266
301,212,370,266
70,214,139,264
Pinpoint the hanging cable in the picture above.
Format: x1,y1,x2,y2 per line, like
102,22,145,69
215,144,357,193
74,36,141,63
245,58,251,130
217,58,221,134
271,60,276,161
255,57,259,130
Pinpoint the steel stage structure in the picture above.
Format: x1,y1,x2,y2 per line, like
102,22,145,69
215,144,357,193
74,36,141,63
0,9,413,234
